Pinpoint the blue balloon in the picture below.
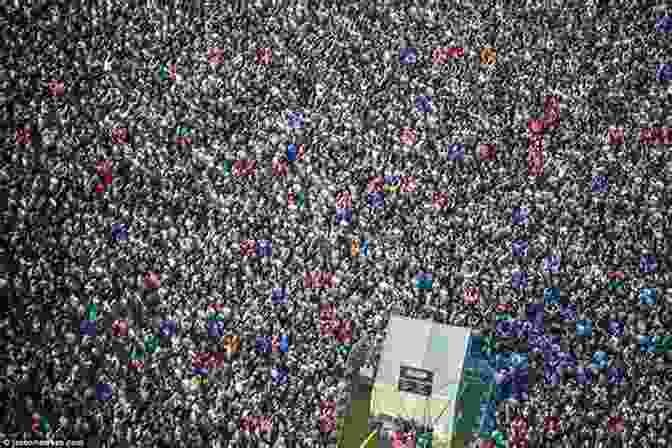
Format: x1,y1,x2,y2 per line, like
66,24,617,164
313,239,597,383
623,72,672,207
287,144,298,161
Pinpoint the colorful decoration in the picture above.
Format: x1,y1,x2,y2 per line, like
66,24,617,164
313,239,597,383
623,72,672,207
272,158,288,176
15,128,32,145
478,143,497,161
111,127,129,145
305,272,335,289
464,287,480,305
175,126,193,145
207,47,225,65
542,95,560,129
607,415,625,434
431,47,462,64
48,80,65,96
336,191,352,209
232,159,257,177
240,240,256,257
528,119,545,135
319,400,336,433
391,431,416,448
256,47,272,65
111,319,129,337
527,148,544,177
608,127,624,145
400,127,417,145
543,416,560,434
400,175,417,193
432,191,449,209
143,272,161,289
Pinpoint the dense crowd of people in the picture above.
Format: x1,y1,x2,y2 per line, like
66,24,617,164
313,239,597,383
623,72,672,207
2,1,672,447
